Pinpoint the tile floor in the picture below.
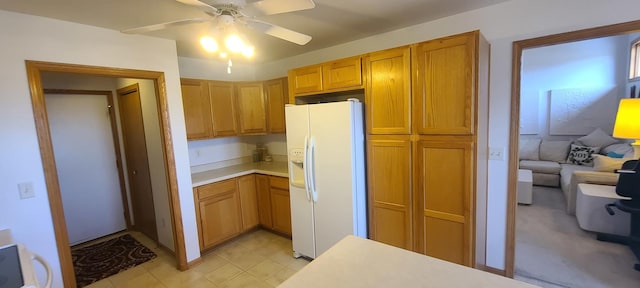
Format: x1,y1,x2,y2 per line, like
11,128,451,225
85,229,309,288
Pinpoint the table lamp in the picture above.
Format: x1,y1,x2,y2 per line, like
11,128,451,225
613,98,640,159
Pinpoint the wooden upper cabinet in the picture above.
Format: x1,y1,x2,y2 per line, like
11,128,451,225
209,81,238,137
237,174,259,231
288,56,363,100
366,47,412,135
235,82,267,135
414,31,477,135
181,79,213,140
289,65,323,96
265,78,288,133
414,137,474,266
322,56,363,91
367,136,413,250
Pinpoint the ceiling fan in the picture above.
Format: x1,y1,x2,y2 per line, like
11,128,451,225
122,0,315,46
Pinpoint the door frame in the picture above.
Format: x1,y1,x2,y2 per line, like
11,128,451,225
43,89,132,230
26,60,188,288
505,20,640,277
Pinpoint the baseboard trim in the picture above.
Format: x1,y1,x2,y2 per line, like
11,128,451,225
186,257,203,270
478,265,507,277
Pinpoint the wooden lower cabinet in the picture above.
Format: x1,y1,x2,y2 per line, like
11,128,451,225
367,135,413,250
195,174,291,251
237,174,259,231
194,179,242,250
414,137,474,266
255,175,292,236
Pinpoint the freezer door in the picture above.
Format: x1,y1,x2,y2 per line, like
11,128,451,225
308,101,366,256
285,105,316,258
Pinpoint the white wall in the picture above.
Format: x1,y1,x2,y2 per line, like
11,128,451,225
178,56,258,81
117,78,174,252
520,36,628,139
254,0,640,270
0,10,198,288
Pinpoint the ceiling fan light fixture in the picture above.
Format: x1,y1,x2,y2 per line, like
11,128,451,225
225,34,245,53
199,36,219,53
241,45,255,58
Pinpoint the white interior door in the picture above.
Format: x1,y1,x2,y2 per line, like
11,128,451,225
46,93,126,245
308,101,361,256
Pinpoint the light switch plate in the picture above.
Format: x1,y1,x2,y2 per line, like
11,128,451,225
18,182,35,199
489,147,505,160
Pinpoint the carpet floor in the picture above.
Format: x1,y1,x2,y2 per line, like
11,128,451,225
71,233,157,287
515,186,640,288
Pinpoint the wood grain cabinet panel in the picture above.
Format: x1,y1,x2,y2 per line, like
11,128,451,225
180,79,213,140
236,82,267,135
367,136,412,250
256,174,273,227
366,47,411,135
414,32,476,135
271,185,292,236
415,138,474,266
195,179,242,250
209,81,239,137
265,78,288,133
289,65,323,95
237,174,259,231
322,56,363,91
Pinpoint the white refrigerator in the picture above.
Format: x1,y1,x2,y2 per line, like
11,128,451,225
285,99,367,259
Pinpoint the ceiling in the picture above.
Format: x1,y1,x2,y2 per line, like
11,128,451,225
0,0,510,63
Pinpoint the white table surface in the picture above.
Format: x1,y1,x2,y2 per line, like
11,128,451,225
578,183,630,199
278,235,539,288
191,161,288,187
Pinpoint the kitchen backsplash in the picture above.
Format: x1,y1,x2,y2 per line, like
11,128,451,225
188,134,287,172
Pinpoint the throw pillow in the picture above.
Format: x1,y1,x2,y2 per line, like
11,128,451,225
601,143,633,156
592,155,628,172
519,138,541,161
576,128,617,149
539,140,572,163
566,144,601,166
607,151,625,158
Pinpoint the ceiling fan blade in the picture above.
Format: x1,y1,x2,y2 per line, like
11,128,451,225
247,19,312,45
176,0,219,14
122,18,209,34
250,0,315,15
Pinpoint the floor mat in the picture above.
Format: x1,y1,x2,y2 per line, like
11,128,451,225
71,234,156,287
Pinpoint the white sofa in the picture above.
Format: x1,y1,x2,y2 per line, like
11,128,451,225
519,129,633,215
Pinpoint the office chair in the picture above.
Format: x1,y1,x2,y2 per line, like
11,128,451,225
597,159,640,271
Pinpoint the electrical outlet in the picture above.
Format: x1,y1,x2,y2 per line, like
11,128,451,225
489,147,505,160
18,182,35,199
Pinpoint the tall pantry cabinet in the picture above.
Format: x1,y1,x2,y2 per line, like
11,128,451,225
365,31,489,267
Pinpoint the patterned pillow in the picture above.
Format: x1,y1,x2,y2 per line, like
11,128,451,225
566,144,601,166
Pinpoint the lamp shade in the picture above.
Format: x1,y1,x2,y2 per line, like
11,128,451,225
613,98,640,140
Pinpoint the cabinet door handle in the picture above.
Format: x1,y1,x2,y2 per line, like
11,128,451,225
132,170,137,175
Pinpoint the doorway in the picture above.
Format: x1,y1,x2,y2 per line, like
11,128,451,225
117,84,158,241
506,20,640,278
45,89,130,245
26,61,188,288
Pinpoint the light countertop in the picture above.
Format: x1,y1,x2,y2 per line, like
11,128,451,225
279,235,539,288
191,161,289,187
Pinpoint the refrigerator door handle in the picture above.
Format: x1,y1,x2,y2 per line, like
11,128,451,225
309,136,318,202
303,134,311,201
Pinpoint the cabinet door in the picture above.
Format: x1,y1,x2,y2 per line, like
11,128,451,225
322,56,363,90
181,79,213,140
209,81,238,137
270,176,292,236
236,82,267,135
367,136,413,250
255,174,273,228
414,31,476,135
366,47,411,135
237,174,259,231
199,190,242,250
265,78,287,133
288,65,323,95
414,137,474,266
